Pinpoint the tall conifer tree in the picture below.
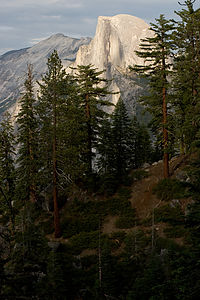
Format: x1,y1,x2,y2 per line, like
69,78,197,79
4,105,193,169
73,64,112,175
17,64,38,204
172,0,200,152
37,51,66,238
110,98,132,179
0,113,16,230
133,15,174,178
37,51,80,237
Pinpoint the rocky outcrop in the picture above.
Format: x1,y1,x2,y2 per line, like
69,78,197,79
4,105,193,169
70,14,153,115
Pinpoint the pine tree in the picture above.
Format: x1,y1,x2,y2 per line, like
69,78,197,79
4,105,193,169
98,99,152,182
0,113,16,230
133,15,174,178
73,64,113,175
172,0,200,153
130,117,152,168
2,203,48,299
37,50,67,238
97,118,113,175
110,98,133,179
16,64,38,204
58,76,87,184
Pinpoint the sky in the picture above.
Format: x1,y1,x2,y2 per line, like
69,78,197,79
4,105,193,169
0,0,198,55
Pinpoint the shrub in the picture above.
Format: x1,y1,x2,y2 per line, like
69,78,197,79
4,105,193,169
107,197,132,216
155,237,183,252
98,173,118,196
69,232,114,255
132,169,149,181
115,210,136,229
40,218,54,235
110,231,126,242
69,231,99,253
62,215,99,238
163,225,187,238
153,178,190,201
117,187,132,200
124,230,150,256
154,205,184,225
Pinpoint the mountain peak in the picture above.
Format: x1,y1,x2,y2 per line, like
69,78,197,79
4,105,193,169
72,14,153,110
48,33,70,40
74,14,152,71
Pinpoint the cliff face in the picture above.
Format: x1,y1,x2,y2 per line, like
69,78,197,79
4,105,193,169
70,14,153,113
75,14,150,70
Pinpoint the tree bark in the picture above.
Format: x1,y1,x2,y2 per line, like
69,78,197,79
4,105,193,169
85,94,92,174
162,86,169,178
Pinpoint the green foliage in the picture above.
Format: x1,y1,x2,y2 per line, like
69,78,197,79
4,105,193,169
133,14,175,162
68,196,133,218
185,201,200,248
186,154,200,198
154,204,184,225
39,217,54,235
1,204,49,299
69,231,113,254
16,64,39,203
62,215,99,238
131,169,149,181
114,196,136,229
98,99,152,181
127,255,168,300
153,178,190,201
155,236,183,253
0,113,16,229
117,186,132,200
115,212,136,229
172,1,200,153
106,197,132,216
97,173,119,196
110,231,126,244
73,64,113,174
123,229,150,258
163,225,187,238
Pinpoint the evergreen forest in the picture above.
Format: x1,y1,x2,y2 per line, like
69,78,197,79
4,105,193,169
1,1,200,299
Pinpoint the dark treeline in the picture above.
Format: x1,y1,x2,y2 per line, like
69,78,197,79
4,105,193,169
0,0,200,299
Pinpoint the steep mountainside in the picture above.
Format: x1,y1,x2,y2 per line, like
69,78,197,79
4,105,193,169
70,14,154,114
0,34,91,116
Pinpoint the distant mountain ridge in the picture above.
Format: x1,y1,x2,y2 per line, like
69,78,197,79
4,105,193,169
0,34,91,116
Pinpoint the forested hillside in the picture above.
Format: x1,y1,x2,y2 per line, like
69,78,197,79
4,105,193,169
0,0,200,299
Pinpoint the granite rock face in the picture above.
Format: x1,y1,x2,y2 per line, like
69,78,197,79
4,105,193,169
0,34,91,117
70,14,153,114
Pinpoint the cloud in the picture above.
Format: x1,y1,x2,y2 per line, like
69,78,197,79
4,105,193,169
0,0,59,7
82,17,97,25
0,0,82,8
0,26,14,31
41,15,62,19
1,0,197,55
